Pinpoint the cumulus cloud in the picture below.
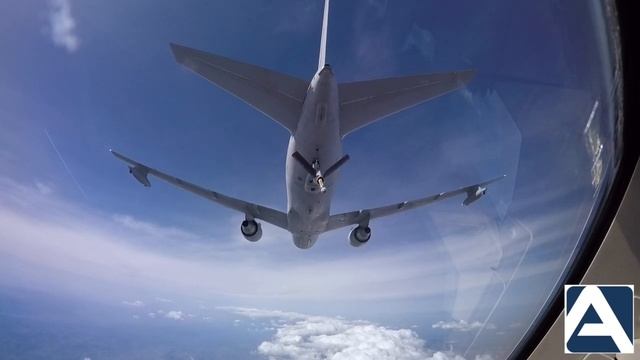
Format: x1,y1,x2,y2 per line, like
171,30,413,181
121,300,144,307
165,310,184,320
225,307,474,360
47,0,80,53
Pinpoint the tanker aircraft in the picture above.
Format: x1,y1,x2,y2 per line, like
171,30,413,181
111,0,504,249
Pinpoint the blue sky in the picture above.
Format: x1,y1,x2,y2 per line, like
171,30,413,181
0,0,618,359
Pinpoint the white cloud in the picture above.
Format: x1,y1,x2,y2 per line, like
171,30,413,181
165,310,184,320
225,307,472,360
473,356,495,360
122,300,144,307
218,306,305,321
432,320,484,332
47,0,80,53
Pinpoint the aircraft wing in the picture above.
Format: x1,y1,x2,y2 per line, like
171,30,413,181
338,70,475,136
110,150,289,230
325,175,504,231
170,43,308,134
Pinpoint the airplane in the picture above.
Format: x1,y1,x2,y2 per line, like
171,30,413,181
111,0,504,249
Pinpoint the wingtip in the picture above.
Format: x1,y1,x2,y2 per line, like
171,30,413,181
109,149,125,161
492,174,508,183
169,42,187,62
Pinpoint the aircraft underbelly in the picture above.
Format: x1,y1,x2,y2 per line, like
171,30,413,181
286,135,340,235
285,70,341,240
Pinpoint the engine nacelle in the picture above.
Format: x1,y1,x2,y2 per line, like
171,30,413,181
349,226,371,247
241,220,262,242
463,186,487,206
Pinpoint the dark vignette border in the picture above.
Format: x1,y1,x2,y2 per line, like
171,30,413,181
508,0,640,359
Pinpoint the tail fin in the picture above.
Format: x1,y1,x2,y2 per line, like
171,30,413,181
318,0,330,71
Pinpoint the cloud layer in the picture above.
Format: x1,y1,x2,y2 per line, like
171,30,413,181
225,307,475,360
0,170,572,343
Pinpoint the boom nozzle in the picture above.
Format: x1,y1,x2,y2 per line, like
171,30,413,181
317,176,327,193
292,151,349,194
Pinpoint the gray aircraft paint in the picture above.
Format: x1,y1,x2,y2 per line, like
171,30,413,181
286,66,341,248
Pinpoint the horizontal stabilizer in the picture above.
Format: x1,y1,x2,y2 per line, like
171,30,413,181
170,43,309,133
339,70,475,136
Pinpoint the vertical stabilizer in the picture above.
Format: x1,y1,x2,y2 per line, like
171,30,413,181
318,0,330,71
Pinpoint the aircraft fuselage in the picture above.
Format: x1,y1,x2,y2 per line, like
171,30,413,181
286,65,341,249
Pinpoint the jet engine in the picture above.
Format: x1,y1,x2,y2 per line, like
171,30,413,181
349,226,371,247
463,186,487,206
241,219,262,242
